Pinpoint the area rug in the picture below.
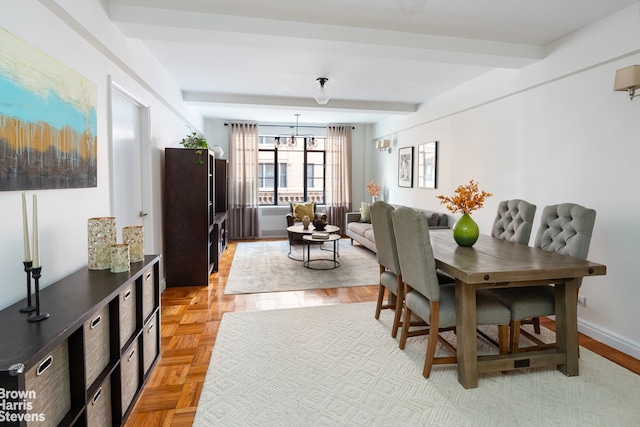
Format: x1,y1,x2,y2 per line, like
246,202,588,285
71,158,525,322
194,302,640,427
223,240,379,294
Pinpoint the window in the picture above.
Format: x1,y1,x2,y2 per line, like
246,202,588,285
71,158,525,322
258,163,274,189
306,164,314,188
258,136,325,205
259,163,286,188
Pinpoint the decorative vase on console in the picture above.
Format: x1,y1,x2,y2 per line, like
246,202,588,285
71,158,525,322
302,215,310,230
88,217,116,269
436,180,492,248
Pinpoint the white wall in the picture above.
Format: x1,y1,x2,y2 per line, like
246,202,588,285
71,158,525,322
0,0,203,310
372,4,640,358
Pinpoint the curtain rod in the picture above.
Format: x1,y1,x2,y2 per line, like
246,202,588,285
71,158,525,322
224,123,355,130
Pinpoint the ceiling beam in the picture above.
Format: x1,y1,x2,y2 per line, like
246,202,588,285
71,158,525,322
111,4,544,69
183,91,418,114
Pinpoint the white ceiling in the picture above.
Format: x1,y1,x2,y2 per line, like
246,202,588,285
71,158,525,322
108,0,638,125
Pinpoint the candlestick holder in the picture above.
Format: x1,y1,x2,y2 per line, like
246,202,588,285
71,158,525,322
19,261,36,313
27,266,49,322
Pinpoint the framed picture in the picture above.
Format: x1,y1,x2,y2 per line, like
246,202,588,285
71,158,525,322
398,146,413,188
417,141,438,189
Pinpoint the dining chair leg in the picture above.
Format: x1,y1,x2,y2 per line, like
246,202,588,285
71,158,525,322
399,304,412,350
374,265,385,319
510,320,521,353
422,301,440,378
391,275,404,338
498,325,509,355
532,317,541,334
374,286,385,319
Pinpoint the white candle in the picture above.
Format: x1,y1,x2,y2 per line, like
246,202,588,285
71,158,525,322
32,194,39,268
22,192,31,262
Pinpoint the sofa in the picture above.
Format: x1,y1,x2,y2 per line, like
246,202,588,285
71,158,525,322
345,204,449,253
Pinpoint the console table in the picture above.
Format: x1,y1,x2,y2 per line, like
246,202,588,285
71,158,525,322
0,255,161,426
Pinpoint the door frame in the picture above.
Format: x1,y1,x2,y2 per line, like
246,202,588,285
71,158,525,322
107,75,154,253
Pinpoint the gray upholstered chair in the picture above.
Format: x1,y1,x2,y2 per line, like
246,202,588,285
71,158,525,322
488,203,596,353
491,199,537,246
486,199,540,334
370,201,404,337
391,207,511,378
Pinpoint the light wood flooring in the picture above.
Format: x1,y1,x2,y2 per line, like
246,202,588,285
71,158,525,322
125,239,640,426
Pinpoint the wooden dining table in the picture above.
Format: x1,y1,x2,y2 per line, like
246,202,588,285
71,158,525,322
428,229,607,389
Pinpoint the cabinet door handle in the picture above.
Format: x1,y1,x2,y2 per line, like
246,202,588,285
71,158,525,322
90,315,102,329
128,348,136,362
147,322,154,333
36,355,53,376
92,387,102,405
124,290,132,301
145,271,152,281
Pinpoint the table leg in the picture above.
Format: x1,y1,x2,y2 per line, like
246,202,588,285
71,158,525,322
455,279,478,388
556,278,579,376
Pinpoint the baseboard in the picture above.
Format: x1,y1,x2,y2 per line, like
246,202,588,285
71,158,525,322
578,317,640,360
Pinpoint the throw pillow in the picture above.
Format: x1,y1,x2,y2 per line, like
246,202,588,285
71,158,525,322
428,212,440,227
360,202,372,223
292,201,314,221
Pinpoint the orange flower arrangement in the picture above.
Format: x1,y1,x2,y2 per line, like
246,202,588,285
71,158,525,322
436,180,492,214
367,180,382,197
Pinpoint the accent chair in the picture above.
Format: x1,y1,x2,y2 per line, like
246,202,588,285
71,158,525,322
285,201,327,245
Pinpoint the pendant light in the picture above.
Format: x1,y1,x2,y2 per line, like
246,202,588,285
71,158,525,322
313,77,331,105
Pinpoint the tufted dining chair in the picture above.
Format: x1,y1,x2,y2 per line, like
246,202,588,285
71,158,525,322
486,199,540,335
370,201,404,337
491,199,537,246
488,203,596,353
391,207,511,378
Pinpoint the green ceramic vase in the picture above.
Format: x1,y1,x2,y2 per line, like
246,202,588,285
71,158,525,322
452,213,479,247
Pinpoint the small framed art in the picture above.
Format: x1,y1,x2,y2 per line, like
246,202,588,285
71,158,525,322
398,146,413,188
417,141,438,189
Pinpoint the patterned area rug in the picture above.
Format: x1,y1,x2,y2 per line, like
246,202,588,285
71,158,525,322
194,302,640,426
223,240,379,294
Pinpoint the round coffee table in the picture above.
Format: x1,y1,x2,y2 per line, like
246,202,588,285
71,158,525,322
286,224,340,261
302,234,341,269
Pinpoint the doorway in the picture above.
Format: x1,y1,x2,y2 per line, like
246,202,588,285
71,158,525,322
109,77,153,253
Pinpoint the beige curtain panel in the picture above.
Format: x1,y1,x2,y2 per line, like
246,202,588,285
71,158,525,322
325,125,352,233
228,122,260,239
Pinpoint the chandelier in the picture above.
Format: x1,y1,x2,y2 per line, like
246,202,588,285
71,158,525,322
394,0,427,17
275,114,318,149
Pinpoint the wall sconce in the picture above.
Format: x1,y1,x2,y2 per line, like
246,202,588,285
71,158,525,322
614,65,640,100
376,139,391,152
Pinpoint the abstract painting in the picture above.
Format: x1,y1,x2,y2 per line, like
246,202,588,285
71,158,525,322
0,26,97,191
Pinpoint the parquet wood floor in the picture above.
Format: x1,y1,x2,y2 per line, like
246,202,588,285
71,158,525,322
125,240,640,426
